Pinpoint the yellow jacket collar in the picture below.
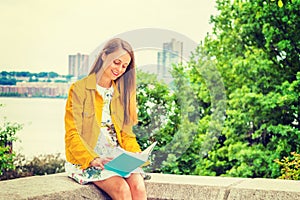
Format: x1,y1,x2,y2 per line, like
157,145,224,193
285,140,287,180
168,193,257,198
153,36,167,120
86,73,120,98
86,73,96,90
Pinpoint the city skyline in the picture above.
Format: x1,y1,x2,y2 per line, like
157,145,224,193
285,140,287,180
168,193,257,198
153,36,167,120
0,0,217,75
68,53,89,78
158,38,183,78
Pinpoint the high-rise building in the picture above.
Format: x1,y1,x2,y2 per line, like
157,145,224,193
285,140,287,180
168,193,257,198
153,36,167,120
157,38,183,81
68,53,89,78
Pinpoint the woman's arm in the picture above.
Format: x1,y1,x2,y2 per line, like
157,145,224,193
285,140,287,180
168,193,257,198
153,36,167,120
120,125,142,153
65,83,98,169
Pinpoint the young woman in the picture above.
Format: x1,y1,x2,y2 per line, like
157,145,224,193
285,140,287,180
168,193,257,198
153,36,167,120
64,38,147,200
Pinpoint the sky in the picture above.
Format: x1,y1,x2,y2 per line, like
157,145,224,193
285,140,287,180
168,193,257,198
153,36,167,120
0,0,217,75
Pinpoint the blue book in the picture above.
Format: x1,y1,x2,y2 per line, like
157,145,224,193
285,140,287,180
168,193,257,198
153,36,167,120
104,142,157,177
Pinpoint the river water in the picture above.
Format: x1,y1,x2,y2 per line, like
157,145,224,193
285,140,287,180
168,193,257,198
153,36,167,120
0,97,66,158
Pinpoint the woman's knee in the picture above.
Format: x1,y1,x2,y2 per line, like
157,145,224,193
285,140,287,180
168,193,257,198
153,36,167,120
127,177,146,198
131,181,146,193
115,182,132,197
93,178,132,200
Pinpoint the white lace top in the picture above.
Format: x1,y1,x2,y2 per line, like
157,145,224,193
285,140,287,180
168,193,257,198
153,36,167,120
94,84,119,156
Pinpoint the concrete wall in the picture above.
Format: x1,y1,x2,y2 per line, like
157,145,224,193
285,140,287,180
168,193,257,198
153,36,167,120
0,173,300,200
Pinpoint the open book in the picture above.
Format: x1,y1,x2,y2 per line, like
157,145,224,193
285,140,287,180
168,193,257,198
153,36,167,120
104,141,157,177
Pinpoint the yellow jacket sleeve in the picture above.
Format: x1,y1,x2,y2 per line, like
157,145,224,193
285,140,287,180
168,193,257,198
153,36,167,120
120,125,142,153
64,84,98,169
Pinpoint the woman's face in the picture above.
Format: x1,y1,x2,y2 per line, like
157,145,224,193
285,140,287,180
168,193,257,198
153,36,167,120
102,48,131,81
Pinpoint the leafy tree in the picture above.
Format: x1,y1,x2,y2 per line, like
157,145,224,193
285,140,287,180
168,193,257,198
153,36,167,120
155,63,201,174
275,152,300,180
139,0,299,178
29,76,39,82
13,71,31,77
0,71,60,78
134,70,179,172
0,105,22,175
189,0,300,178
135,65,216,175
48,72,59,78
0,71,9,77
124,0,299,178
0,77,17,85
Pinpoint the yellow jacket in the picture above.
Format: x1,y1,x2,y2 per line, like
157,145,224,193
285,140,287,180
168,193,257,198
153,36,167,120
65,73,141,169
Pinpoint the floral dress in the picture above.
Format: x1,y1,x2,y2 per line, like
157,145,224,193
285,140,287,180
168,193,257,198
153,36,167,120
65,84,143,185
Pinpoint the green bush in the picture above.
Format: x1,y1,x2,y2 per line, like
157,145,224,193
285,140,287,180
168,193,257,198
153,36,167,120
0,105,23,175
0,153,65,181
275,152,300,180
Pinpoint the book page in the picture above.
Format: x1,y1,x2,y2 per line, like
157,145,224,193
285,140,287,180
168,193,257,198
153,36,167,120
141,141,157,155
113,141,157,161
104,141,157,176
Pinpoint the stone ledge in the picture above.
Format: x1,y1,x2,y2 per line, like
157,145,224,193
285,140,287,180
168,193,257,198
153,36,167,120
0,173,110,200
0,173,300,200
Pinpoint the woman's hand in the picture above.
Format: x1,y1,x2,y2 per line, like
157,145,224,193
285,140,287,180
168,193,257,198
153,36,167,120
90,157,113,169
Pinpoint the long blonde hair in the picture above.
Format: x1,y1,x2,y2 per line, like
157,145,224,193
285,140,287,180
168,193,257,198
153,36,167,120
89,38,137,125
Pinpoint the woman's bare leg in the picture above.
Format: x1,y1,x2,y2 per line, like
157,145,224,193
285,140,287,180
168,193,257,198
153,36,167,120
93,176,132,200
126,174,147,200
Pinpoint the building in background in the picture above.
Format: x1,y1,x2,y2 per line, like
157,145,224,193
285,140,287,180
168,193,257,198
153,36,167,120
157,38,183,83
68,53,89,78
